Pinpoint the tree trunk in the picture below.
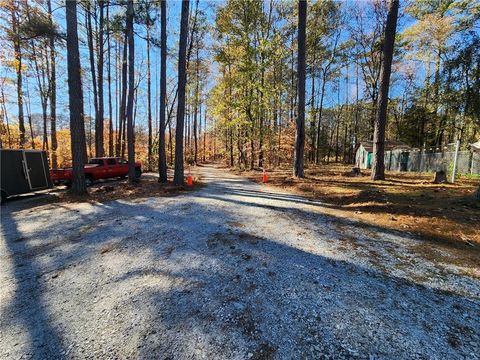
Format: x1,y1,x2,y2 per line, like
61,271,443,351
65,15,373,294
315,70,326,164
294,0,306,178
47,0,57,168
158,0,168,182
115,40,121,156
371,0,399,181
147,18,153,171
86,3,99,157
1,87,13,148
193,39,199,165
28,42,49,153
309,67,316,162
107,2,114,157
96,0,105,157
24,80,35,149
174,0,190,185
11,4,26,148
203,105,207,162
120,32,128,159
126,0,136,183
66,0,87,195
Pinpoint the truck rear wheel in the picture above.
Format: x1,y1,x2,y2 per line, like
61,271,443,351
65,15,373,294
85,176,94,187
135,168,142,179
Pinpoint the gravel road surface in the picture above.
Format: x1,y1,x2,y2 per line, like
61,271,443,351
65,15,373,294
1,165,479,359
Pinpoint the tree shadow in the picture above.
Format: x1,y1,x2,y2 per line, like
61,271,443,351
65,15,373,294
1,178,479,359
199,182,480,253
105,202,480,359
1,210,65,359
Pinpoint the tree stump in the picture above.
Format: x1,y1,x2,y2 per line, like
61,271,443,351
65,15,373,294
433,170,447,184
351,167,361,176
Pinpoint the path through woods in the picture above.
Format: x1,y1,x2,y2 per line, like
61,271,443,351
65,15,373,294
1,165,479,359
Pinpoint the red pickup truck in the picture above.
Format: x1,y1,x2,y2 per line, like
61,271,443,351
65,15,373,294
50,157,142,187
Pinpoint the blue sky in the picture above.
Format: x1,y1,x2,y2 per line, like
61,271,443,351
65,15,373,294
1,0,426,135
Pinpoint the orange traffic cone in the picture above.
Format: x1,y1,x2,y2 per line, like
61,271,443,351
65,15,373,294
186,165,193,186
262,169,268,183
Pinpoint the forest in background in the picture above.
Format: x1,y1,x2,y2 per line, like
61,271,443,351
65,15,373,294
0,0,479,172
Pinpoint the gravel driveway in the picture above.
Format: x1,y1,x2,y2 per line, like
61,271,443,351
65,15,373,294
1,165,479,359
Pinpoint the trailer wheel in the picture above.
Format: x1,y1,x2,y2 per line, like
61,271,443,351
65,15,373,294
1,190,7,205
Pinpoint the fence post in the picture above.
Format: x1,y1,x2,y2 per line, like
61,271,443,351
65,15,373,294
470,151,474,174
451,139,460,183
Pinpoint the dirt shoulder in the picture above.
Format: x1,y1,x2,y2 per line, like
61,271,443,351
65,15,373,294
234,164,480,248
13,173,205,207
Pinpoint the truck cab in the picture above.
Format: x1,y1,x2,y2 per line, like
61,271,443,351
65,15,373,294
50,157,142,187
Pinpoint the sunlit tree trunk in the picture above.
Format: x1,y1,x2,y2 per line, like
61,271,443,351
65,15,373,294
126,0,136,183
24,80,35,149
47,0,57,168
294,0,306,178
173,0,190,185
66,0,87,195
96,0,105,157
10,3,26,148
147,16,153,171
193,40,199,165
315,69,327,164
86,3,99,157
158,0,168,182
120,33,128,159
106,2,113,157
1,87,13,148
371,0,399,180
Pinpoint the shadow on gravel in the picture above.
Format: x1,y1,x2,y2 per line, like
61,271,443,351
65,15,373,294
207,185,480,255
1,210,65,359
105,196,479,358
1,176,479,359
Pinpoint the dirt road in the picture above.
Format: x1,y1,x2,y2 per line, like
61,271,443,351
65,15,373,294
1,165,479,359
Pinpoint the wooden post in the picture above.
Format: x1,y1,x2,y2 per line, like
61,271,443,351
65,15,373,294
451,139,460,183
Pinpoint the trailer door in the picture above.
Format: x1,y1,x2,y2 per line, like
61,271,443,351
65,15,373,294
24,151,49,190
0,150,31,196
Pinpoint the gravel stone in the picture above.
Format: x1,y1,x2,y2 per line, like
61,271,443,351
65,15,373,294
0,166,479,359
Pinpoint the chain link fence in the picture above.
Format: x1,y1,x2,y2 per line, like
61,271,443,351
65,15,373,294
384,150,480,174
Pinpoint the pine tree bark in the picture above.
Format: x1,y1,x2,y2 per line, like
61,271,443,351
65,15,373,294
126,0,136,183
120,33,128,159
10,4,26,148
106,2,113,156
146,16,152,171
158,0,168,182
86,3,99,158
173,0,190,185
96,0,105,157
294,0,306,178
47,0,57,168
193,40,199,165
371,0,399,181
66,0,87,195
203,105,207,162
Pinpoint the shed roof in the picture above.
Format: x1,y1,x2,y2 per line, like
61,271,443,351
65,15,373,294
470,140,480,152
358,140,410,152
